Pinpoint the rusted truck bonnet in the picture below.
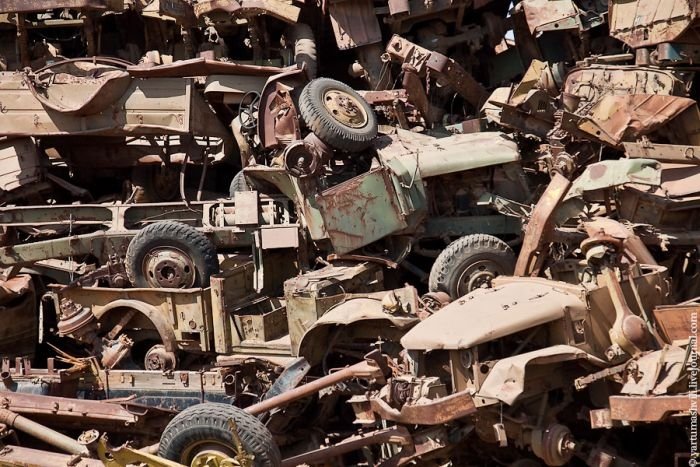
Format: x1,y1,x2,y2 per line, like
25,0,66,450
401,279,587,350
375,129,521,177
575,94,700,147
564,158,661,200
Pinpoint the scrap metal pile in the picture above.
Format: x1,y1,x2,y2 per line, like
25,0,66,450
0,1,694,466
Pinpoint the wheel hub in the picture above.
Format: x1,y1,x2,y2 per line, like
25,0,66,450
191,449,235,467
143,247,195,288
144,344,177,371
458,259,503,295
185,441,243,467
323,89,368,128
467,270,495,291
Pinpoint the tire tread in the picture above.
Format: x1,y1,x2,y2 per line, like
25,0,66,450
125,221,218,288
159,403,280,467
299,78,377,152
429,234,515,298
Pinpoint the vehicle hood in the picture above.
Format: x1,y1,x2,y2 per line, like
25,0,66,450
375,130,520,178
401,279,587,350
298,289,420,364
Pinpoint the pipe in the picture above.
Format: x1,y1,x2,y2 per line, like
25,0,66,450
1,371,16,391
625,235,657,266
245,359,384,416
0,408,89,456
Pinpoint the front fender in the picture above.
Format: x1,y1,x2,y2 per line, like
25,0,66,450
298,288,420,364
477,345,607,406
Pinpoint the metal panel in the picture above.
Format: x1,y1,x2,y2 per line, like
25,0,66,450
653,304,699,343
0,74,228,138
0,137,42,192
234,191,259,225
260,226,299,249
328,0,382,50
313,167,407,254
610,0,699,48
609,395,691,422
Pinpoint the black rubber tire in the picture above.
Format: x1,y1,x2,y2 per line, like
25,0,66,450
288,23,317,79
429,234,515,299
131,165,179,203
299,78,377,152
125,221,219,288
159,403,281,467
229,171,251,196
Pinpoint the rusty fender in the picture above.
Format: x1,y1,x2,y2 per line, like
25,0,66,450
514,173,572,277
368,389,476,425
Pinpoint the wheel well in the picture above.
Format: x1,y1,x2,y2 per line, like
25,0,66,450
95,300,178,354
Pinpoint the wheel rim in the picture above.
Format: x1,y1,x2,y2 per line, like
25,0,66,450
184,441,237,467
144,344,177,371
457,259,506,295
322,89,368,128
142,247,196,288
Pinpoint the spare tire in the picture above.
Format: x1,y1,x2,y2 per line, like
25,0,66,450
125,221,219,288
429,234,515,299
159,403,281,467
299,78,377,152
229,171,251,196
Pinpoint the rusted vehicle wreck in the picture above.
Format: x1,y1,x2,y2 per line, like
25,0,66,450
0,0,696,466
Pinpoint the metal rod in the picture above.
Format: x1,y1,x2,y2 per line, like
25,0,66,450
0,408,89,456
280,426,412,467
245,360,381,416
